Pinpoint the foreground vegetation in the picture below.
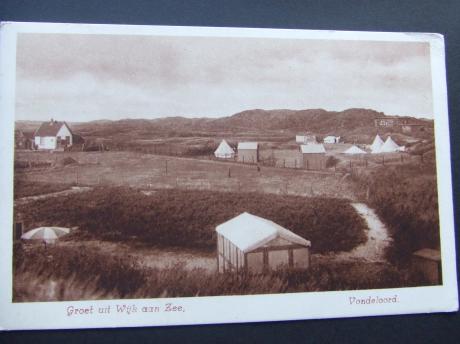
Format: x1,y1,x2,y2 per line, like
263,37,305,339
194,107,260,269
352,161,440,264
16,187,366,253
13,245,433,302
14,179,73,199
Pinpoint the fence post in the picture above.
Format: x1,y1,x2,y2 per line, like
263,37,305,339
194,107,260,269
228,167,231,178
283,159,286,168
165,160,168,175
382,156,385,165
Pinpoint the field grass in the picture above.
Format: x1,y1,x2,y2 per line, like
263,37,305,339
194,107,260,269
15,187,367,253
14,179,73,199
351,161,440,264
14,151,357,199
13,244,434,302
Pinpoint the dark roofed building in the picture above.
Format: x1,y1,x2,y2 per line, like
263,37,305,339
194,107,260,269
34,119,75,150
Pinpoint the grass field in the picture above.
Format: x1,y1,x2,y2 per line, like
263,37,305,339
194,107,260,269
15,150,357,199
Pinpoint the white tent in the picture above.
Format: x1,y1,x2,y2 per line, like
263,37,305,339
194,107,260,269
214,139,235,159
379,136,400,153
370,134,384,153
216,212,311,273
343,145,367,155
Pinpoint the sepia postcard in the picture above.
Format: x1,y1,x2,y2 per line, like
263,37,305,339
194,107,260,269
0,22,457,331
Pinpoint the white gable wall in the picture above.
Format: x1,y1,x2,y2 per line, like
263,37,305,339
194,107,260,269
56,124,73,145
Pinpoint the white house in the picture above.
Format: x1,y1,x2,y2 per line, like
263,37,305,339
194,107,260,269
34,120,74,150
296,135,317,144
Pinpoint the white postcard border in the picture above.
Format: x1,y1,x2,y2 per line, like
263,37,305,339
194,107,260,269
0,22,457,331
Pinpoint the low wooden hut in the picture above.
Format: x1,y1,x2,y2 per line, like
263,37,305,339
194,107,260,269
300,144,326,170
237,142,259,163
216,212,311,274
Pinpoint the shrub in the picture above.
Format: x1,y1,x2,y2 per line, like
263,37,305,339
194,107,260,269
352,162,440,265
16,187,367,253
13,245,436,302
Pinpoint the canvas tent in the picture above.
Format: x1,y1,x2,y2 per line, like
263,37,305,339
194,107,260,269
370,134,384,153
343,145,367,155
214,139,235,159
216,212,311,274
379,136,400,153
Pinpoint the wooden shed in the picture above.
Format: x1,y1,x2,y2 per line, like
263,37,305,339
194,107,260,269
412,248,442,284
300,144,326,170
216,212,311,274
237,142,259,163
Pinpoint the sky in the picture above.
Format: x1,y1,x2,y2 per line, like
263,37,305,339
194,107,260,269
15,33,433,122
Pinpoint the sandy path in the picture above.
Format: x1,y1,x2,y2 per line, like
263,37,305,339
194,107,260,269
332,203,391,263
15,186,92,205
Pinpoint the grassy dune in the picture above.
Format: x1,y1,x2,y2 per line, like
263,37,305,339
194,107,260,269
13,245,433,302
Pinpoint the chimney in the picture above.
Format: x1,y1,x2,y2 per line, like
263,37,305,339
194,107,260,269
50,118,54,125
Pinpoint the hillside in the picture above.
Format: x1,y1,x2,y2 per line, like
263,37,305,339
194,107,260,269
15,108,433,143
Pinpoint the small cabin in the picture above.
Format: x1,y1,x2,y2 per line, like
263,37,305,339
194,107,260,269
412,248,442,284
216,212,311,274
34,120,74,151
237,142,259,163
300,144,326,170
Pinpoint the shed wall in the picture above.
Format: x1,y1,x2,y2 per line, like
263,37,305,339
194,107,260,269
238,149,258,163
302,153,326,170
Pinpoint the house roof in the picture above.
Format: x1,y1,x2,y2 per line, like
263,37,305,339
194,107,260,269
35,120,72,137
238,142,258,150
413,248,441,261
300,144,326,154
216,212,311,253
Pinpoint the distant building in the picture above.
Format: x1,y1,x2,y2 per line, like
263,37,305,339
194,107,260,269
296,135,317,144
237,142,258,163
15,130,34,150
216,212,311,274
34,120,74,150
300,144,326,170
323,136,340,144
374,117,427,133
401,124,426,133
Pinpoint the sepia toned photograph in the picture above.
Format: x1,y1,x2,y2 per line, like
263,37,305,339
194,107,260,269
0,23,457,330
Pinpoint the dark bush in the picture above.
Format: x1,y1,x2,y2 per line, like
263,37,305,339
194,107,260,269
16,187,366,253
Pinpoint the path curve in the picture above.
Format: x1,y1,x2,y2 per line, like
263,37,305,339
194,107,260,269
333,203,391,263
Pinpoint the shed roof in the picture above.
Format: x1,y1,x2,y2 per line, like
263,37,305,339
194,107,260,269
413,248,441,261
300,144,326,154
238,142,258,150
35,120,71,137
216,212,311,253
